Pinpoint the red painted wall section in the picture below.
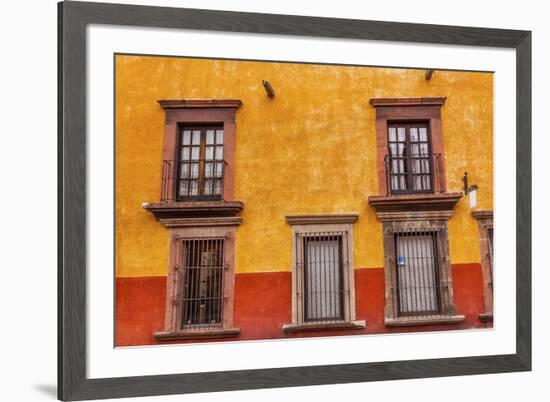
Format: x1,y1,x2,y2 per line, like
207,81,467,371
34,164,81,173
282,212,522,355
451,263,486,327
115,263,489,347
233,272,291,340
116,276,166,347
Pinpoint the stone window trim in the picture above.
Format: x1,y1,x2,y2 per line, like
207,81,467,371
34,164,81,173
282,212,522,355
282,214,366,334
154,220,241,341
381,215,465,327
472,209,494,322
370,97,447,196
157,99,242,202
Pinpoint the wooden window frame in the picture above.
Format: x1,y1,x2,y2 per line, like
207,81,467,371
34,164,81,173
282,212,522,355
370,97,447,196
283,215,366,333
158,99,241,202
176,125,225,201
154,223,241,341
472,209,494,322
387,122,435,195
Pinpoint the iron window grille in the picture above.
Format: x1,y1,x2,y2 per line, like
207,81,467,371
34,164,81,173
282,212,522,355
177,238,226,331
388,228,454,318
385,123,444,195
161,126,226,201
295,231,350,324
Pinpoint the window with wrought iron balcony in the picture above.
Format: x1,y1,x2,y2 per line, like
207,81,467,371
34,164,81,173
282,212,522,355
142,99,244,222
384,123,444,196
161,127,227,202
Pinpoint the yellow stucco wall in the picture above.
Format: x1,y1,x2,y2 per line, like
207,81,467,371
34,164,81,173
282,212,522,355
115,55,493,278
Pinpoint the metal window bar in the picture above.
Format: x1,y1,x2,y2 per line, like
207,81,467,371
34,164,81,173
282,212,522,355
179,238,225,331
296,231,348,324
384,153,443,195
389,228,452,319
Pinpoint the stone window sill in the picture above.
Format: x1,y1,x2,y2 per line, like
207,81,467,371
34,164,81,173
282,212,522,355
385,315,465,327
282,320,366,334
154,328,240,341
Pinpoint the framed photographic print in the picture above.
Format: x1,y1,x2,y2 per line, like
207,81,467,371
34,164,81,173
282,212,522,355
58,1,531,400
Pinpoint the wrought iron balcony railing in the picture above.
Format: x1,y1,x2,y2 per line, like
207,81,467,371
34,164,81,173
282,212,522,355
384,153,444,196
161,159,227,202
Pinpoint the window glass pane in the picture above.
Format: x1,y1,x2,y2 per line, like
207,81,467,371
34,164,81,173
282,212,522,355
397,143,406,156
397,127,406,141
216,130,224,144
203,180,213,195
215,146,224,160
410,128,419,142
192,130,201,145
204,162,212,178
181,147,190,161
206,130,215,144
420,143,429,155
189,180,198,195
419,127,428,141
179,163,189,178
411,143,419,156
215,162,224,178
213,180,222,195
182,130,191,145
388,127,396,142
191,147,200,160
205,146,214,160
389,143,397,156
190,163,199,179
178,180,189,196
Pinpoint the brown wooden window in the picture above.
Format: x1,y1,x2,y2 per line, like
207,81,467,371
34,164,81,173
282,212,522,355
180,238,225,331
386,123,439,195
298,232,346,323
177,126,225,201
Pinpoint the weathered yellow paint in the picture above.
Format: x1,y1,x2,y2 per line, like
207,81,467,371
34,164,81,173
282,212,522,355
115,55,492,277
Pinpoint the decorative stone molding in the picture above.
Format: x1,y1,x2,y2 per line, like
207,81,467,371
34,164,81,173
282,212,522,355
472,209,493,220
282,320,366,334
154,328,240,341
144,200,244,221
285,214,359,225
385,315,465,327
368,193,462,216
369,97,446,107
158,99,242,109
472,209,494,321
158,216,243,228
375,210,454,222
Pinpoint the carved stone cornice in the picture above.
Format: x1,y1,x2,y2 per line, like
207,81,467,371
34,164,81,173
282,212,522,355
285,214,359,225
369,193,462,221
369,97,446,107
143,200,244,221
472,209,493,220
159,216,243,228
157,99,242,109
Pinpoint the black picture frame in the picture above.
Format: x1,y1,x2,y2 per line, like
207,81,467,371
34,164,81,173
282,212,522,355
58,1,532,400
